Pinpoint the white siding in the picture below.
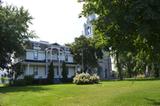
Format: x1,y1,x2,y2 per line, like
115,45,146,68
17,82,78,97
54,67,62,78
26,51,34,60
38,51,45,60
54,67,75,78
26,50,45,61
34,66,46,79
68,67,75,78
60,55,65,61
68,55,73,63
24,66,33,75
47,54,66,61
24,65,46,79
47,54,58,60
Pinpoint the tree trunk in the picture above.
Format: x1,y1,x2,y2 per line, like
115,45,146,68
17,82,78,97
128,67,132,78
145,65,149,77
154,63,160,78
115,52,123,80
127,62,132,78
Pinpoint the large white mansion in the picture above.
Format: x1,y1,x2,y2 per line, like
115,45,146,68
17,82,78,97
20,41,77,82
18,39,112,82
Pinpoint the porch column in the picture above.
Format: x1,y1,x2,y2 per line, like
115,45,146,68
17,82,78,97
27,64,30,75
45,64,48,77
50,49,52,61
58,48,60,78
45,49,48,77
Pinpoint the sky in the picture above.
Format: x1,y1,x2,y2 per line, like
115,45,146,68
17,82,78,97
3,0,86,45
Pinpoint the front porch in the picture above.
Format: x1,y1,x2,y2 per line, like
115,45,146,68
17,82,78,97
21,61,77,81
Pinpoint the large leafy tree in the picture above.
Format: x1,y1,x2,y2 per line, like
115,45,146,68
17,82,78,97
79,0,160,78
70,35,103,72
0,3,35,69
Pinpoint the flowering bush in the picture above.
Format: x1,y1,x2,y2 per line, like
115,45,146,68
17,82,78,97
73,72,100,84
90,74,100,83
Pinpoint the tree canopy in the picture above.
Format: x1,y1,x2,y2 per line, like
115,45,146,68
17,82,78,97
0,3,35,69
80,0,160,78
62,61,68,82
70,35,103,72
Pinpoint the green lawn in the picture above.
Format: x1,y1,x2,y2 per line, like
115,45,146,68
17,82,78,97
0,80,160,106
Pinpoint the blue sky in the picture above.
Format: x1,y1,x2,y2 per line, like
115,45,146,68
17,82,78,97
3,0,86,44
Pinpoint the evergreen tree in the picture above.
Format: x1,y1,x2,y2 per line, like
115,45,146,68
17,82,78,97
62,61,68,82
47,61,54,83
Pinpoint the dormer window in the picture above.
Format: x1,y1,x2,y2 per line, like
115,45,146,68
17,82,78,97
33,43,40,47
33,42,41,50
87,26,91,35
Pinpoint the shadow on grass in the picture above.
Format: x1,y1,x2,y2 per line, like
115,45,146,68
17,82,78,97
102,78,160,82
0,85,51,94
124,78,160,81
75,83,102,85
144,98,160,106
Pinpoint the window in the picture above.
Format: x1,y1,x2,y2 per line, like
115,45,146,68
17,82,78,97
45,68,47,75
33,43,40,48
33,43,40,50
87,26,91,35
56,67,59,76
33,66,38,75
65,55,68,62
34,51,38,59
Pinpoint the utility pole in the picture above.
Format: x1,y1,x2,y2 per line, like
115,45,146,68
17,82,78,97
81,48,84,72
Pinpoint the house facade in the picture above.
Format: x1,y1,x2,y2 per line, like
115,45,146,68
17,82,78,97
83,14,96,37
20,41,77,82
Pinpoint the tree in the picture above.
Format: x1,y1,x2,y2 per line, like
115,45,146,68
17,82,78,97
70,35,103,72
12,63,24,80
47,61,54,83
0,4,35,69
79,0,160,78
62,61,68,82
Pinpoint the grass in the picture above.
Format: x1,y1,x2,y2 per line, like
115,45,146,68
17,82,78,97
0,80,160,106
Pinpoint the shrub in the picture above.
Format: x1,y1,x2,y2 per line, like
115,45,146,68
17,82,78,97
90,74,100,83
13,79,26,86
62,61,68,82
47,61,54,84
24,75,34,85
11,75,34,86
73,73,100,84
1,77,6,84
32,79,48,85
61,78,73,83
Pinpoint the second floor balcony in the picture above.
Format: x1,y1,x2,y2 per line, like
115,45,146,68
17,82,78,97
25,49,73,63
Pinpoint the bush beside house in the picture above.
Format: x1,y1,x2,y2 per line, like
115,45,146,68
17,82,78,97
73,73,100,84
0,77,9,84
11,75,34,86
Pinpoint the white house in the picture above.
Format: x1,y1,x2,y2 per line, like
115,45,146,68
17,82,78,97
83,14,96,37
20,41,77,82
